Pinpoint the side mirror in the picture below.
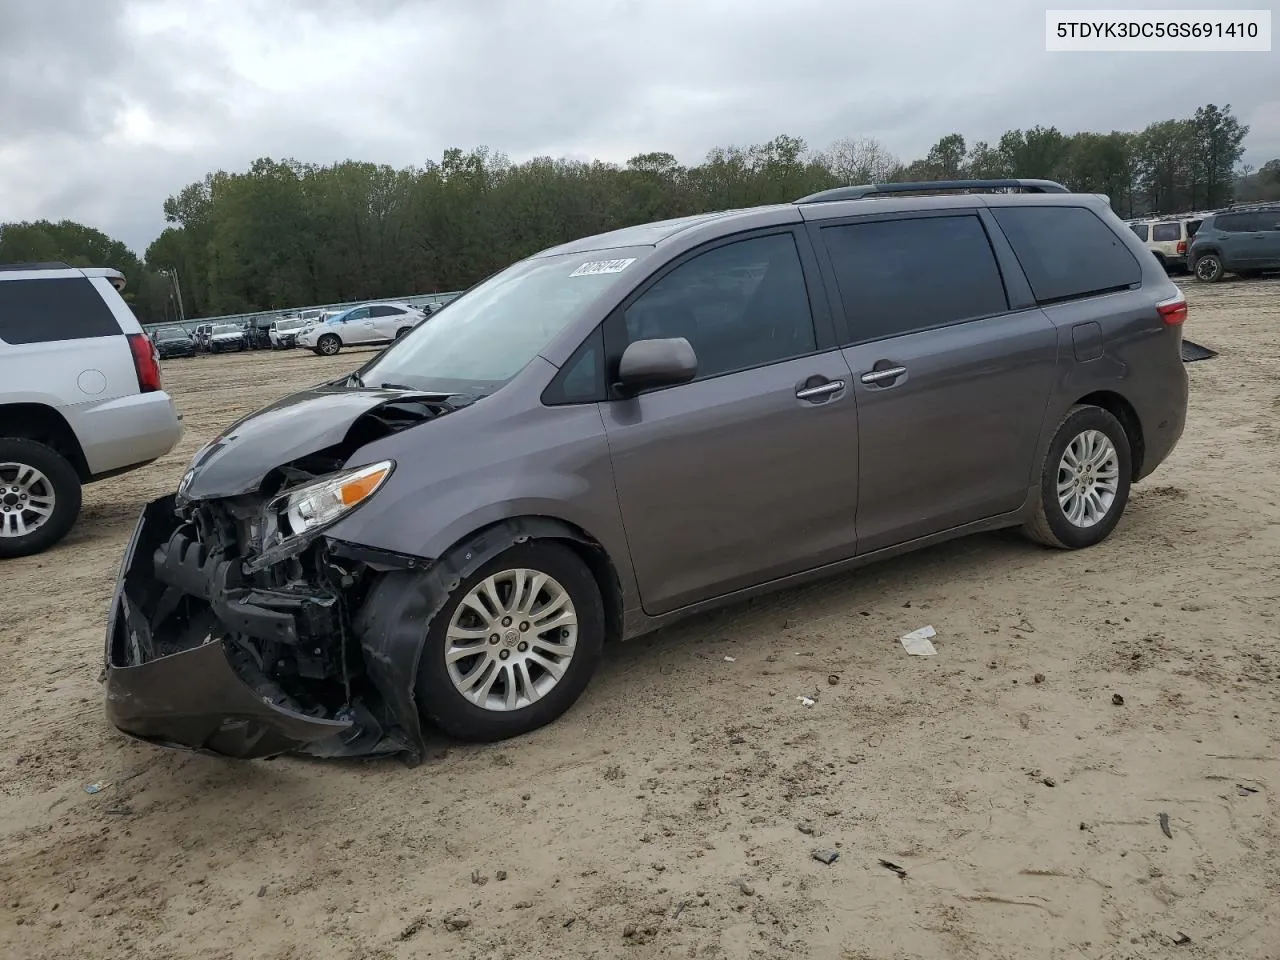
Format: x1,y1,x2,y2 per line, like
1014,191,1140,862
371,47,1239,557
615,338,698,393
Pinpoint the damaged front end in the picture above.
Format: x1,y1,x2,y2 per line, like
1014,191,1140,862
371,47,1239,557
103,389,457,764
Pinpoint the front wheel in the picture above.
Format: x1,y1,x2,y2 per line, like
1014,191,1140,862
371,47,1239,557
1193,253,1224,283
316,334,341,356
0,439,82,559
1023,405,1132,550
416,542,605,742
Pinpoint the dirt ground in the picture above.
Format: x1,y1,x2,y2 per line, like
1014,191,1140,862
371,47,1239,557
2,279,1279,960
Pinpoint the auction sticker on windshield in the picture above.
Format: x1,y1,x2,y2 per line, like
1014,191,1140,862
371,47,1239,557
570,258,636,277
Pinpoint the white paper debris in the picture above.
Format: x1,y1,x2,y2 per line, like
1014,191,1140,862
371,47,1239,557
796,695,816,707
900,625,937,656
723,655,737,662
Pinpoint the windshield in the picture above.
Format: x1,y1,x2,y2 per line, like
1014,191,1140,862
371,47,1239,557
358,250,646,395
277,318,304,330
213,324,239,334
155,327,185,340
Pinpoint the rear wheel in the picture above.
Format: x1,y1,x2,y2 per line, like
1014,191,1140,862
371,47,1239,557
416,542,605,742
1193,253,1224,282
1023,405,1132,550
317,334,341,356
0,439,82,559
394,327,411,340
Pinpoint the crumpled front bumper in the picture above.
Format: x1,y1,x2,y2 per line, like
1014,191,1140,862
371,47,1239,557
103,496,356,760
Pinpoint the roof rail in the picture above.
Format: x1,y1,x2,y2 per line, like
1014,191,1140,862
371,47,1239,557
0,261,73,272
794,179,1071,204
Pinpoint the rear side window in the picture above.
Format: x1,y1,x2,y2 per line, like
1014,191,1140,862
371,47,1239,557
991,206,1141,305
1213,213,1258,232
1152,222,1181,242
1129,223,1149,241
0,277,120,345
820,215,1009,343
369,305,403,317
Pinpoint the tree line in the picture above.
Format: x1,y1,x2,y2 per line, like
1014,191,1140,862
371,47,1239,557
1,102,1274,324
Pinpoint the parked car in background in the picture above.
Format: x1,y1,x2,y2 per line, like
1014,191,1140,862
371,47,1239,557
0,262,182,558
192,323,214,351
207,323,247,353
269,316,307,349
243,316,274,350
153,325,195,359
1188,205,1280,282
103,179,1188,761
1126,216,1204,273
296,302,426,356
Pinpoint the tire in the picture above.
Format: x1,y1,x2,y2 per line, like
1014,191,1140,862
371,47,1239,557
394,327,411,340
1193,253,1224,283
416,541,605,742
0,439,82,559
1023,405,1132,550
317,334,341,356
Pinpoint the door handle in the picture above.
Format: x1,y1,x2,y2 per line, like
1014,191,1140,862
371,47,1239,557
795,380,845,400
860,366,907,384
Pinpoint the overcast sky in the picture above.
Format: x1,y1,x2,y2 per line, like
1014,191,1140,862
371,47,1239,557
1,0,1276,254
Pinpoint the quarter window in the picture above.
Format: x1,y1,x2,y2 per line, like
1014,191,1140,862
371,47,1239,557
1152,222,1181,242
820,215,1009,343
0,277,120,345
991,206,1141,305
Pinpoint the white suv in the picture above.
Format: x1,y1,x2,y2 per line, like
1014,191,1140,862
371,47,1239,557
0,263,183,558
1126,216,1205,273
296,302,426,356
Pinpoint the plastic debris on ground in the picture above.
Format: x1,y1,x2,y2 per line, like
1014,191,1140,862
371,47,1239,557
723,656,736,662
900,625,938,656
796,695,816,708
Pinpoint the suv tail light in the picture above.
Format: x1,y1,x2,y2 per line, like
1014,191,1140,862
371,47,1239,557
127,333,163,392
1156,293,1187,326
1176,240,1187,254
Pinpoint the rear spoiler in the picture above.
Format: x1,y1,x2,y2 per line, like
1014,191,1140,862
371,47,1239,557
80,267,127,292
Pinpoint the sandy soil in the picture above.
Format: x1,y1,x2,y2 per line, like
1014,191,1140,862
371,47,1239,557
2,280,1278,960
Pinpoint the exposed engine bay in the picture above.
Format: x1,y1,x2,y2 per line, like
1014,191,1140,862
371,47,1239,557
104,391,465,763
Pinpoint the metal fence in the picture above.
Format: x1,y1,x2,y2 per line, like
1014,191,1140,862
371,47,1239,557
142,291,463,336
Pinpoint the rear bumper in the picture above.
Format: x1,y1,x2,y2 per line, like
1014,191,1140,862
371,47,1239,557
73,391,183,477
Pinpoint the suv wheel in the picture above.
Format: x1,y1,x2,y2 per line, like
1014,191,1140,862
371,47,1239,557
316,334,341,356
416,542,605,742
1193,253,1224,282
0,439,82,559
1023,405,1132,550
394,327,411,340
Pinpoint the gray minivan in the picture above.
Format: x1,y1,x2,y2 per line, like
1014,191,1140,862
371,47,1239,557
104,179,1189,764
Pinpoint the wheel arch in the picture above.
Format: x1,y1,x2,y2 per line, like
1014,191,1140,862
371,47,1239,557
0,403,91,481
350,514,625,765
1074,390,1144,480
431,515,625,646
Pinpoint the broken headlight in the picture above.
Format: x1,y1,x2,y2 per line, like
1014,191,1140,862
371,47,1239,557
269,460,394,543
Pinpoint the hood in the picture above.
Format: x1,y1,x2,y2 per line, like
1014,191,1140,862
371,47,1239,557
180,384,455,501
211,331,243,340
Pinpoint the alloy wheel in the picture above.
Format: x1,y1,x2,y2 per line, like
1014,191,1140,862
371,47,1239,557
1056,430,1120,528
0,462,57,539
444,568,579,712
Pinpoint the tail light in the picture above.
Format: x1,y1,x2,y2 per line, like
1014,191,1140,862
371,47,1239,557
127,333,163,392
1156,293,1187,326
1176,240,1187,254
